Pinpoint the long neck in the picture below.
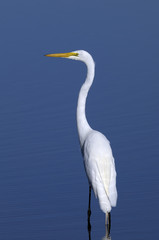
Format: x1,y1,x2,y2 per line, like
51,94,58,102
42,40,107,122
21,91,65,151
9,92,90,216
77,59,95,147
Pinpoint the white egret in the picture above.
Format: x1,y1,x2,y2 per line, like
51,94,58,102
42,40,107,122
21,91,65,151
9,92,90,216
45,50,117,232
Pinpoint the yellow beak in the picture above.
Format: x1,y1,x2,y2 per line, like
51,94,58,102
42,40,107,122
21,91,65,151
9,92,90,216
44,52,78,58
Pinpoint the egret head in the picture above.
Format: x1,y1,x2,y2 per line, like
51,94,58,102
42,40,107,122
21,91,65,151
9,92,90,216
45,50,94,64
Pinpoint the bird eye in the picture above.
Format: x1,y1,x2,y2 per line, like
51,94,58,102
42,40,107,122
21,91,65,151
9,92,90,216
73,53,79,57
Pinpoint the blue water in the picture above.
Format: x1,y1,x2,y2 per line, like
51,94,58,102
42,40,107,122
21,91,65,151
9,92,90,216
0,0,159,239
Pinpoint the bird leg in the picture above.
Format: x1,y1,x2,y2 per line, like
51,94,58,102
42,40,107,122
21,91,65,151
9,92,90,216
88,185,91,216
87,185,92,231
105,212,111,238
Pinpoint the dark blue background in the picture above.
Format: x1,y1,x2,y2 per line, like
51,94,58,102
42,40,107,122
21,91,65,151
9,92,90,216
0,0,159,239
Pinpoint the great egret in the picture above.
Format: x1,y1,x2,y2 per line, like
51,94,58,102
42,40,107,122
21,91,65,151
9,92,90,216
45,50,117,232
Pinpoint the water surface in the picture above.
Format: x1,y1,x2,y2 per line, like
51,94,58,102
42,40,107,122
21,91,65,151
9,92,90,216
0,0,159,239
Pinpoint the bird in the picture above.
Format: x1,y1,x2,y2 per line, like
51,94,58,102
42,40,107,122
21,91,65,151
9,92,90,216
45,50,117,234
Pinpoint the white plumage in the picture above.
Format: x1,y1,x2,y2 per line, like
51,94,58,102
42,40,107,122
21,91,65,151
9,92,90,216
75,50,117,214
45,50,117,229
83,130,117,213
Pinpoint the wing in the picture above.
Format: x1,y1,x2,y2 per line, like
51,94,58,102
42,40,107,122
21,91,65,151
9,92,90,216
83,154,112,213
96,155,111,197
96,155,117,207
83,131,117,209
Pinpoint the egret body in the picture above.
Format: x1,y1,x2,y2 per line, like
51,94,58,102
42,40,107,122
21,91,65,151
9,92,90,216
45,50,117,230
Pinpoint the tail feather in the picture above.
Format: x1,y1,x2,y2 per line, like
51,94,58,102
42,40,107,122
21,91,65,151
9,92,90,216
95,180,111,213
108,161,117,207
